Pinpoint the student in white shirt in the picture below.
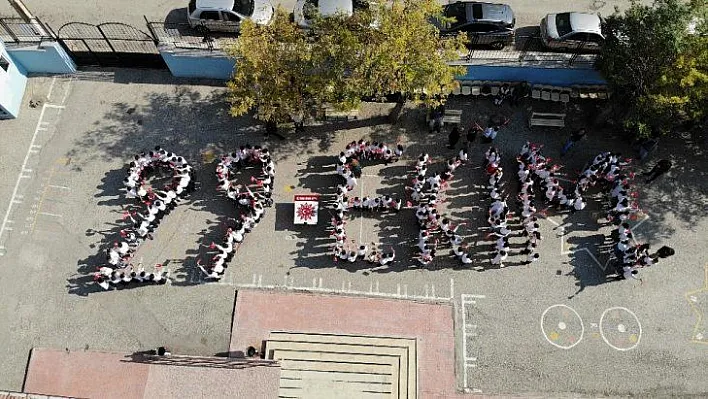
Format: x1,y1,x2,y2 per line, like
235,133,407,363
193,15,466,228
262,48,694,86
95,274,110,290
108,247,122,266
357,244,368,259
379,248,396,266
526,253,540,264
622,266,641,281
491,250,508,267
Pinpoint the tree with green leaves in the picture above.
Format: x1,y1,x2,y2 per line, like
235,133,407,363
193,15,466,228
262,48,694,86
226,0,467,126
347,0,467,108
225,8,317,125
598,0,707,137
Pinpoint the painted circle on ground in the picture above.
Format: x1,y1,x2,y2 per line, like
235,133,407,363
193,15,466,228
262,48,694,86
599,307,642,351
541,304,584,349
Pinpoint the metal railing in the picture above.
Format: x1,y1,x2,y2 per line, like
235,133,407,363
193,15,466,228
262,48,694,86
0,16,54,46
461,33,599,68
147,21,238,52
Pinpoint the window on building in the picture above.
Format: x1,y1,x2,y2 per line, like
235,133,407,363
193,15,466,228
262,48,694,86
0,55,9,72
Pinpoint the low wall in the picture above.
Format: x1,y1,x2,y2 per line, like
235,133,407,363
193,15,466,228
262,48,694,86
0,40,28,119
459,65,606,86
159,48,235,80
157,47,607,88
7,41,76,74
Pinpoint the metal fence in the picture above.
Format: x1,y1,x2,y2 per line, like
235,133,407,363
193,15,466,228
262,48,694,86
462,33,598,68
0,17,53,46
147,21,238,52
54,21,165,68
1,16,598,70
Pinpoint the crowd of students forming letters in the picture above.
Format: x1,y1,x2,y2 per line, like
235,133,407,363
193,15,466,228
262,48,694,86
329,138,476,266
330,141,405,265
517,143,672,279
410,148,473,265
329,137,671,276
198,145,276,280
94,138,670,287
94,147,195,290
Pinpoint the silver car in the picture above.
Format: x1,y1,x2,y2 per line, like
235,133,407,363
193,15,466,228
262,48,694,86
540,12,604,52
293,0,372,28
187,0,274,33
435,2,516,50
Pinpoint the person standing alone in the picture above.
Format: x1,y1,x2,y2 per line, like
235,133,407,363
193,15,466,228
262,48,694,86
643,159,672,183
448,126,460,149
560,128,587,157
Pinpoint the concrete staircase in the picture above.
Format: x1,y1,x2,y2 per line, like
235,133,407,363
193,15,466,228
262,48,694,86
265,332,417,399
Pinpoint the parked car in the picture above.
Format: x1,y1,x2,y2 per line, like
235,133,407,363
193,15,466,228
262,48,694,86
434,1,515,50
187,0,274,33
540,12,604,52
293,0,373,28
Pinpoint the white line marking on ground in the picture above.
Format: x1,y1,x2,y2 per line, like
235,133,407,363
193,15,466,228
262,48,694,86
47,185,70,190
60,78,72,105
0,104,54,249
599,307,642,351
38,212,62,218
233,275,452,302
461,294,484,392
46,77,57,101
44,104,66,109
540,304,585,350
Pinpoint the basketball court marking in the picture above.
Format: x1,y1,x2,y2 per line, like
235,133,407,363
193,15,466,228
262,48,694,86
685,264,708,344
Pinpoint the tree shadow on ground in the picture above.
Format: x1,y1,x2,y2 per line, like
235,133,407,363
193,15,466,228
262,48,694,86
632,129,707,244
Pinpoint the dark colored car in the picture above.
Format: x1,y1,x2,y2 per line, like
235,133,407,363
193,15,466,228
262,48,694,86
435,1,515,49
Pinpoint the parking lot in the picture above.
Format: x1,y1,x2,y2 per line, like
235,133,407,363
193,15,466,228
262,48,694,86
0,71,706,395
